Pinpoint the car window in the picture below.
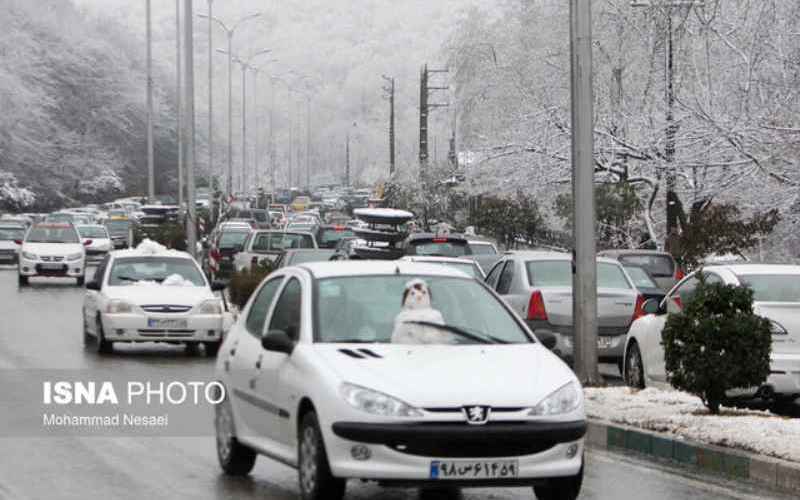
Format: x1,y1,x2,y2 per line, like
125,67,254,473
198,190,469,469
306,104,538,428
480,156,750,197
672,275,700,307
704,272,723,285
496,261,515,294
469,243,497,255
268,278,303,340
409,241,470,257
245,277,283,338
624,266,658,289
737,274,800,302
0,227,25,240
618,254,675,277
485,261,504,288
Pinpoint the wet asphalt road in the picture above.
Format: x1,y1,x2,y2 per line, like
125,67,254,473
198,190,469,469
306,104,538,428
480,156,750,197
0,266,792,500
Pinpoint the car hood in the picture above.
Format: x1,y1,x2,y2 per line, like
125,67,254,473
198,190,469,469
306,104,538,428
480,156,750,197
104,285,214,306
314,343,575,408
22,242,84,256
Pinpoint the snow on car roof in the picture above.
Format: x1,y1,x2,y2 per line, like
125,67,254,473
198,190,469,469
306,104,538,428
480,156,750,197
298,260,472,279
353,208,414,220
111,238,191,259
708,263,800,275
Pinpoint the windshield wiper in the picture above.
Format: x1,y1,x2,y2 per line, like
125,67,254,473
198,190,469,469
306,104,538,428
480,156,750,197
402,321,509,344
116,276,140,282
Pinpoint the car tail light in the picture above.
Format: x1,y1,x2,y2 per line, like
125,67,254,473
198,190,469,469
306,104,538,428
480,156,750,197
334,226,345,232
675,267,684,281
631,294,646,322
432,238,448,243
527,291,548,321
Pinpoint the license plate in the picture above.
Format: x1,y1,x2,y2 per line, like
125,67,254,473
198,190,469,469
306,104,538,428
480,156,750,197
40,263,64,270
597,337,613,349
430,460,518,480
147,318,188,329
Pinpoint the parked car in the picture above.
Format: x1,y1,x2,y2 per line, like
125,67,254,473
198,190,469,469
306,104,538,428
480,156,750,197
401,255,486,279
233,230,318,272
485,251,644,368
623,264,800,407
599,249,682,291
83,243,230,355
213,261,586,500
274,248,335,268
18,223,88,286
203,227,252,278
0,223,26,264
76,225,113,261
467,239,501,276
403,232,472,258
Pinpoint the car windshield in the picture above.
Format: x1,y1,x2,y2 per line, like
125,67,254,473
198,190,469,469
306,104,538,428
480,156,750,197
315,275,531,344
46,213,73,222
25,225,79,243
617,254,674,278
410,241,469,257
737,274,800,302
624,266,658,289
77,226,108,239
0,227,25,241
255,232,315,251
469,243,497,255
318,227,354,248
107,257,206,286
288,223,315,231
526,261,631,289
287,250,334,265
219,231,249,247
105,220,129,232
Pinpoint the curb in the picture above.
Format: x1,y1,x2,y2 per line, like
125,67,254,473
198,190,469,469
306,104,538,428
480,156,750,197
587,419,800,495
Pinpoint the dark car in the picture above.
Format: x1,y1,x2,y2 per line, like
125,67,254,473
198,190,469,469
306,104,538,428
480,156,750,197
315,225,355,249
599,249,683,291
403,232,473,258
274,248,335,268
623,265,666,304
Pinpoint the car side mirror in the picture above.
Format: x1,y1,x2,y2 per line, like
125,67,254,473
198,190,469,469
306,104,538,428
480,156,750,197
261,330,295,355
537,331,558,350
210,280,227,292
85,281,101,291
83,239,93,246
642,298,662,315
14,239,22,245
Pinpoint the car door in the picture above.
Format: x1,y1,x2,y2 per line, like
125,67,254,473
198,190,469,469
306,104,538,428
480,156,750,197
226,275,284,439
646,274,701,381
84,254,110,334
250,275,303,443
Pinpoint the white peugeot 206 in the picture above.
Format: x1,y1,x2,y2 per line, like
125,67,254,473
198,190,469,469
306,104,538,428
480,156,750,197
83,240,230,355
213,261,586,500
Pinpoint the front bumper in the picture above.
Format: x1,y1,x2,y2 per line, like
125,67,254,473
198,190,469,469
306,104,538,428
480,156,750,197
19,256,85,277
326,420,586,482
101,313,224,342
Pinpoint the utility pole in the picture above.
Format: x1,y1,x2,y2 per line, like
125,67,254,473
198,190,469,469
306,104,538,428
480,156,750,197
226,32,233,195
418,64,449,172
305,96,311,190
206,0,213,191
146,0,155,200
269,77,276,192
175,0,183,207
345,133,350,186
183,0,197,257
240,61,247,192
570,0,601,385
382,75,395,176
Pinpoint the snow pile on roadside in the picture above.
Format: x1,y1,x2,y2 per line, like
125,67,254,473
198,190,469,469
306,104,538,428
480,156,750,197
584,387,800,463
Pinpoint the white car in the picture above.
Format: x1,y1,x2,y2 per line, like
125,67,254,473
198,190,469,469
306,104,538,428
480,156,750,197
76,224,113,261
0,224,26,265
18,223,87,286
213,261,586,500
82,241,231,355
624,264,800,405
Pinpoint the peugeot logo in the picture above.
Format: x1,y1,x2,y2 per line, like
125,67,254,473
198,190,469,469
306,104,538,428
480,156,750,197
462,405,491,425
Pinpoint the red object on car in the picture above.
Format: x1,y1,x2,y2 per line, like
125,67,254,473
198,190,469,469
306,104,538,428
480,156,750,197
631,294,646,322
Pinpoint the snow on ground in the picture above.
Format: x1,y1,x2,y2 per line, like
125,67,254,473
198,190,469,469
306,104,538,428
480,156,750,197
584,387,800,463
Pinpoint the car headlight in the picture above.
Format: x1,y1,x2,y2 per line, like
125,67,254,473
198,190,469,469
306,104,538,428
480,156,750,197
529,381,582,416
106,299,135,314
195,299,222,315
66,252,83,261
340,383,423,417
22,251,37,260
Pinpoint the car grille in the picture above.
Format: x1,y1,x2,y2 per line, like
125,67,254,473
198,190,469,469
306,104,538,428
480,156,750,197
137,329,196,337
140,305,192,313
40,256,65,262
388,423,556,458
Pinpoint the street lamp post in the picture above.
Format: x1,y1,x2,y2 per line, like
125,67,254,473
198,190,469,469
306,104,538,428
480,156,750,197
199,12,261,196
145,0,155,200
175,0,183,206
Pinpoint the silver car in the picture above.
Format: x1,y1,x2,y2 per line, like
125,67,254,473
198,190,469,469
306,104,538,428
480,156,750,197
485,251,643,368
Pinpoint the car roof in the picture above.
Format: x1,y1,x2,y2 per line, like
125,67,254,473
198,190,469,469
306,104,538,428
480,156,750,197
401,256,478,265
599,249,673,258
507,250,619,265
298,260,474,280
705,264,800,275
